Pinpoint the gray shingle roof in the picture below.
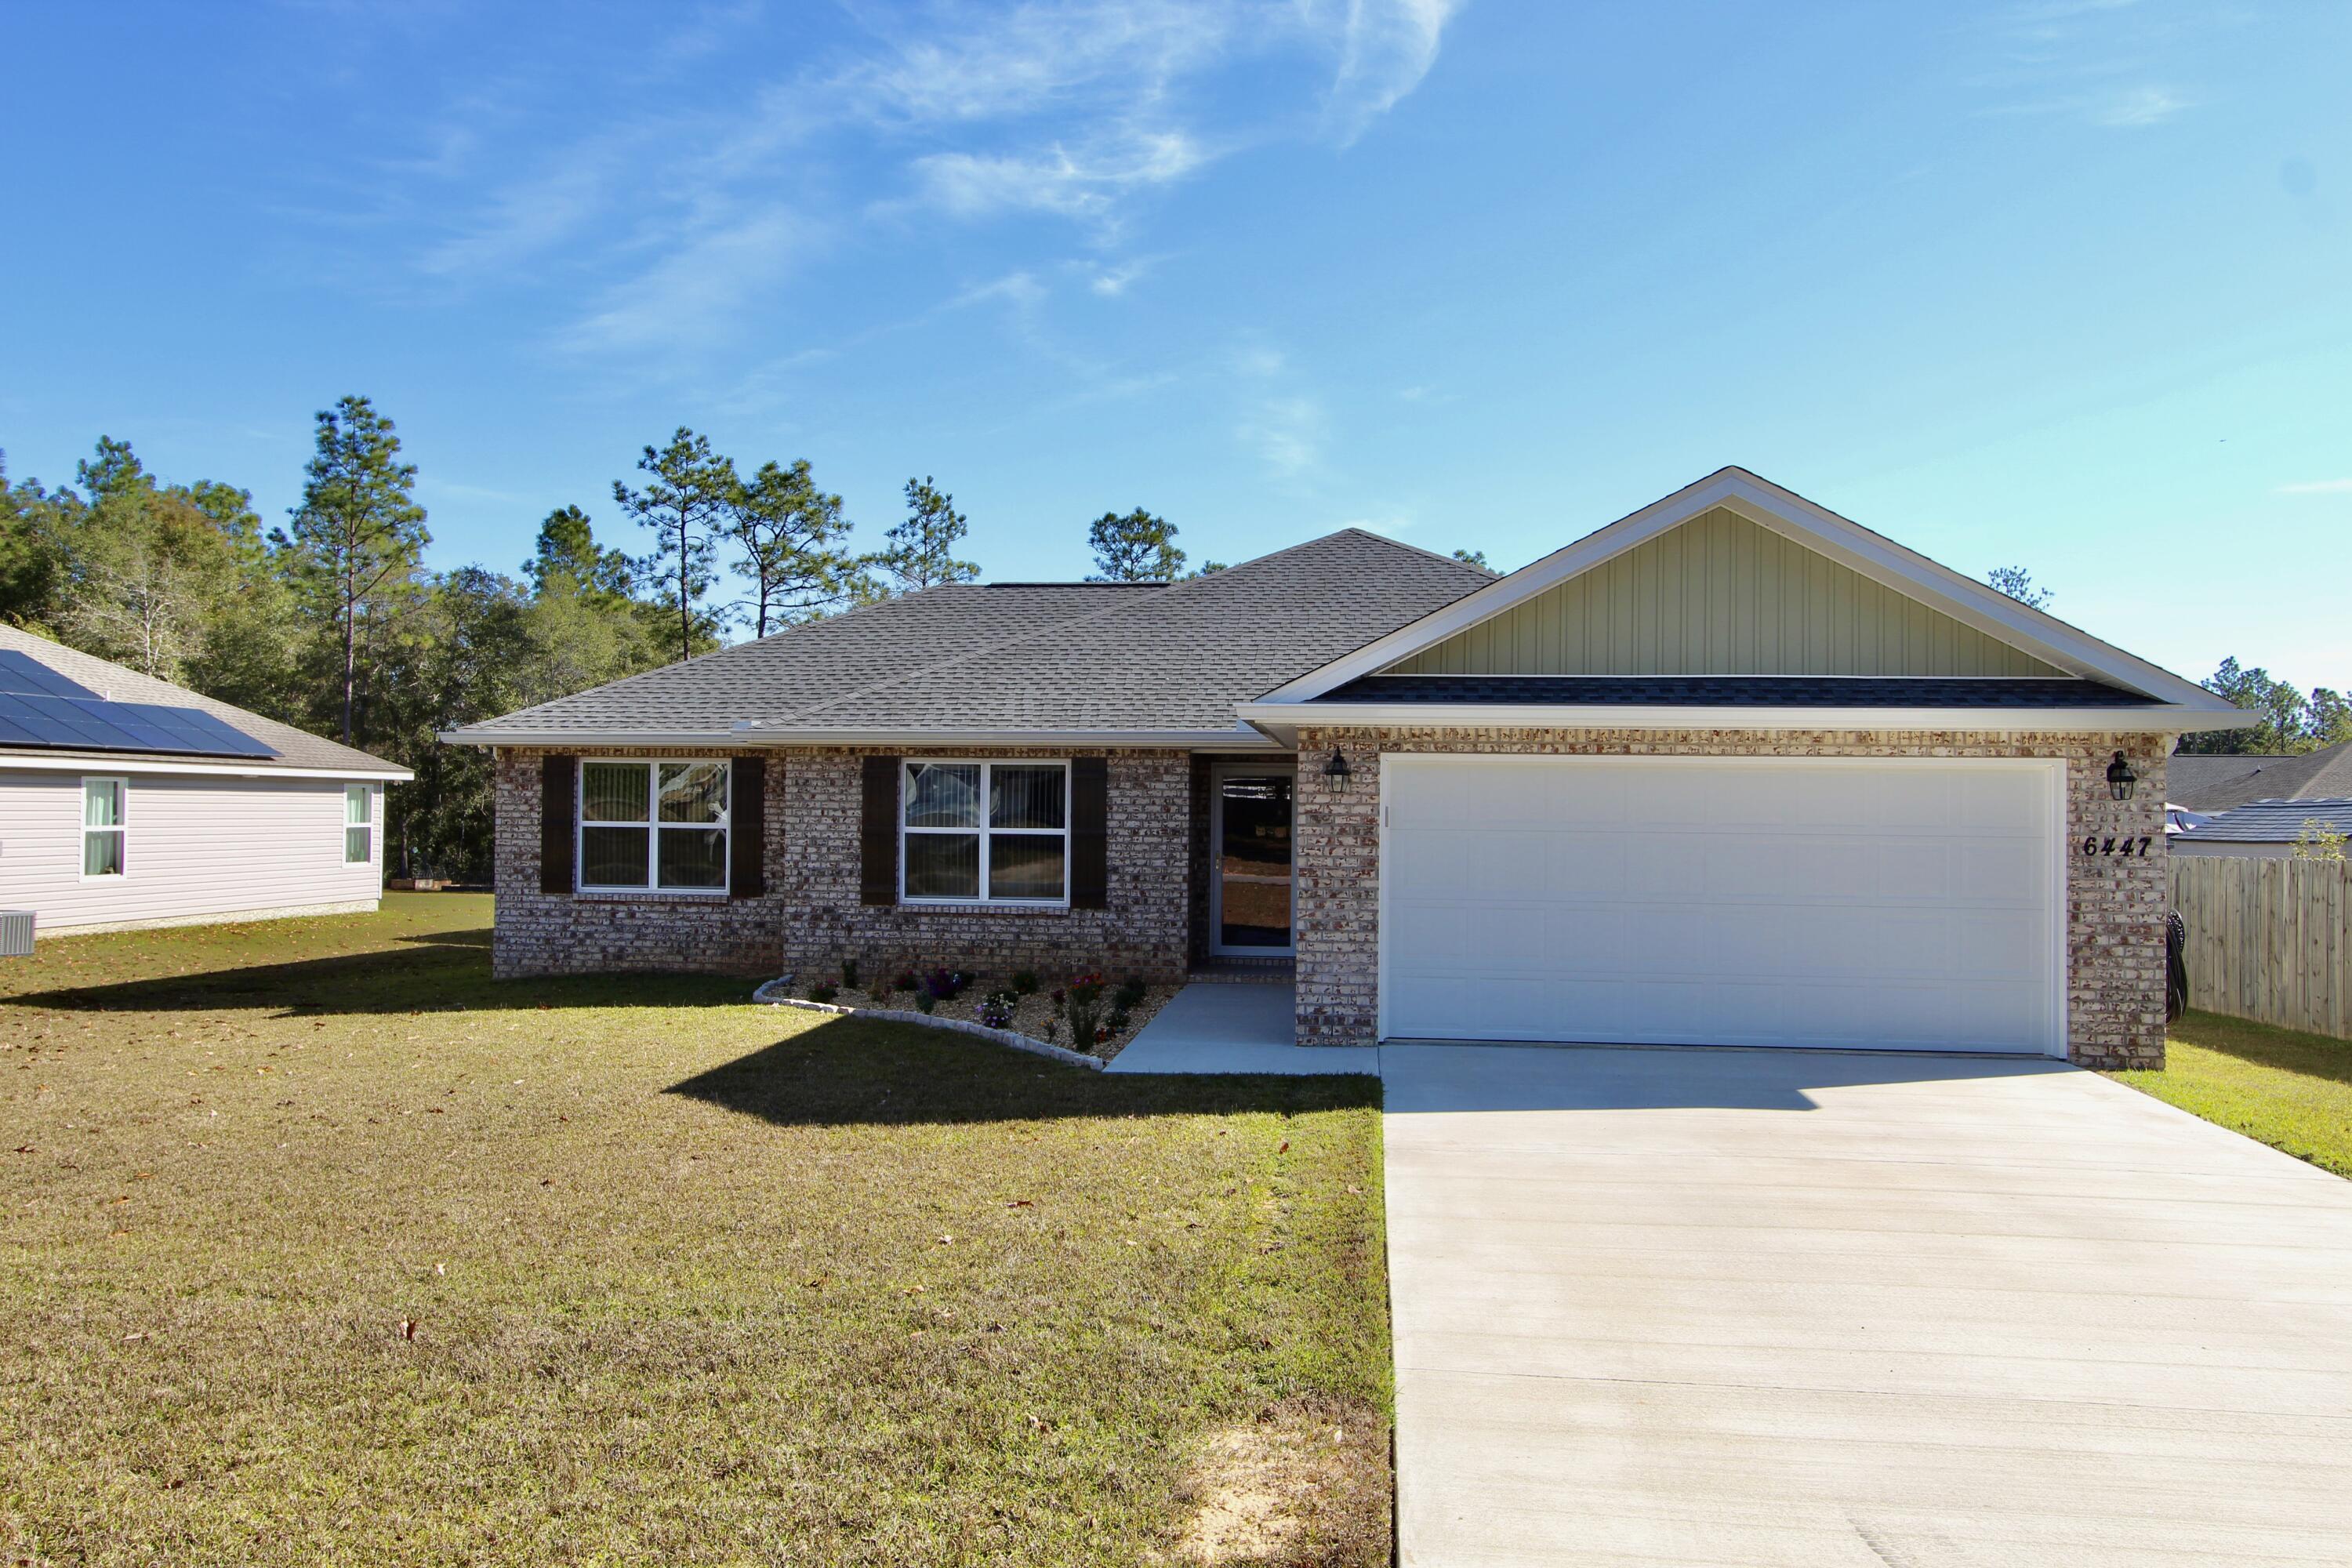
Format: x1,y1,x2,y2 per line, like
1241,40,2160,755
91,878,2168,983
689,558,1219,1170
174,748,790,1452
1321,675,2160,708
0,624,408,777
447,531,1496,742
2177,798,2352,843
2169,741,2352,812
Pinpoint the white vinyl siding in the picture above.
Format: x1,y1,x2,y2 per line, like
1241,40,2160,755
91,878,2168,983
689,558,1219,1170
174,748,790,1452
2,770,385,931
1381,756,2063,1055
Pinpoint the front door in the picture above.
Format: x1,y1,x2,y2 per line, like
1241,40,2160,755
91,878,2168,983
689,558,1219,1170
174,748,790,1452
1210,768,1294,956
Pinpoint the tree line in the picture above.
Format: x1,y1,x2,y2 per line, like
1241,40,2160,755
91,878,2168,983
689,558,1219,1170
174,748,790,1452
0,397,1258,881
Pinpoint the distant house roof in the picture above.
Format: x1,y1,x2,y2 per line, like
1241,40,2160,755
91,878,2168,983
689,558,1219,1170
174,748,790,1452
0,625,409,779
2177,798,2352,844
2170,740,2352,812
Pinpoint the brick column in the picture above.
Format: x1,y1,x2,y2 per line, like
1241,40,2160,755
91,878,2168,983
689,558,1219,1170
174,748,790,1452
1294,728,1381,1045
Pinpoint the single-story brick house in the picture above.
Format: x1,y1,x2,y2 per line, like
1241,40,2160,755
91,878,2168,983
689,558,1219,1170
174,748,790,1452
445,468,2249,1068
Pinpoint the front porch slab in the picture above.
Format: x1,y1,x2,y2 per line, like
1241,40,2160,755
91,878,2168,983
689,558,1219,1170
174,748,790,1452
1105,982,1377,1075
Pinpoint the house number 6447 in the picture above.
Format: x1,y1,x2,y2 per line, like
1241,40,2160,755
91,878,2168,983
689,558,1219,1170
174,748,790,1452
2082,836,2153,858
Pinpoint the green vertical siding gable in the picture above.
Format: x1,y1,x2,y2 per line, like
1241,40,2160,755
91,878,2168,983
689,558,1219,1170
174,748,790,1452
1386,509,2062,677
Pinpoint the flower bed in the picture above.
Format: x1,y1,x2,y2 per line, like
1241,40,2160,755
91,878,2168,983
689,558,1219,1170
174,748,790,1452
752,969,1179,1065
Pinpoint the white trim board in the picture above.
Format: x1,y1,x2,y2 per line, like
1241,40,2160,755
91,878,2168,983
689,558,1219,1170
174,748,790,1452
441,725,1283,752
1257,467,2246,717
1238,701,2227,743
0,752,412,782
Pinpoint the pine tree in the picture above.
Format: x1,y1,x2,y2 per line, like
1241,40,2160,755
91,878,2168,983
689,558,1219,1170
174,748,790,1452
284,397,430,743
612,428,732,662
1086,507,1185,582
876,476,980,594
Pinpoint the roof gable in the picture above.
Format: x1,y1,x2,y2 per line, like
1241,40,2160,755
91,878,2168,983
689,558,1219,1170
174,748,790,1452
1258,467,2240,716
1385,506,2063,679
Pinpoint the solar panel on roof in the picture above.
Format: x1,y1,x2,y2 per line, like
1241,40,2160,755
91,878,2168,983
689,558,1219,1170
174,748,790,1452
0,673,278,759
0,649,101,700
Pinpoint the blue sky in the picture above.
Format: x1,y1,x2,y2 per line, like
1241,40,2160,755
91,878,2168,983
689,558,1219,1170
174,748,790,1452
2,1,2346,686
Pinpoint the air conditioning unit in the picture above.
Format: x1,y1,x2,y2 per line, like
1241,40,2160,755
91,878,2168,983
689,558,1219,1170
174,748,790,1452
0,911,34,957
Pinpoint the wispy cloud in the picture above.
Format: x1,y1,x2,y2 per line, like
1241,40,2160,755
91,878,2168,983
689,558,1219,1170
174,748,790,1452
1976,0,2196,129
390,1,1468,363
1240,393,1327,479
2276,478,2352,495
1326,0,1466,143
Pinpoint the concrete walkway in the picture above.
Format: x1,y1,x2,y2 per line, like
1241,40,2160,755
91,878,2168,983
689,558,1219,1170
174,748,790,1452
1381,1043,2352,1566
1105,982,1377,1075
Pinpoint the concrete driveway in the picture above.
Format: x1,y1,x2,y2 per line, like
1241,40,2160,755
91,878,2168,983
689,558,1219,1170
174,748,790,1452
1381,1044,2352,1566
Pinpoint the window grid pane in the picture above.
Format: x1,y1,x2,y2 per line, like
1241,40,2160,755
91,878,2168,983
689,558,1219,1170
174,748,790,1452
905,832,981,898
345,784,369,826
989,766,1065,830
582,825,652,887
84,779,122,828
346,825,372,865
657,826,727,888
904,764,981,828
987,833,1065,900
84,830,122,877
658,761,727,824
582,762,651,822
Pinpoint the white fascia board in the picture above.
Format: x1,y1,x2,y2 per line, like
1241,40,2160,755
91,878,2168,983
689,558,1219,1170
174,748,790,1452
441,726,1283,751
1256,467,2240,713
1236,700,2259,735
0,752,412,781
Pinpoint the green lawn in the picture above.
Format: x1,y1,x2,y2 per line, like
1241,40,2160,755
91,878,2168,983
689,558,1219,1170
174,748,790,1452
2111,1010,2352,1178
1,895,1391,1567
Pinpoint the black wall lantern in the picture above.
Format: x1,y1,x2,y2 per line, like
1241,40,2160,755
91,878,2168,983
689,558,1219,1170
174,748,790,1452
1322,746,1353,793
2106,750,2139,802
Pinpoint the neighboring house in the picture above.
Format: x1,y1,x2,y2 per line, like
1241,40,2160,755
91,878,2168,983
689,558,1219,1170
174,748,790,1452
445,467,2249,1069
2174,799,2352,858
0,626,410,935
2168,739,2352,813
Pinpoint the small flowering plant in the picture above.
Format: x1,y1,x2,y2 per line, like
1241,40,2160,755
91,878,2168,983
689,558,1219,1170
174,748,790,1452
977,995,1015,1029
1064,973,1109,1048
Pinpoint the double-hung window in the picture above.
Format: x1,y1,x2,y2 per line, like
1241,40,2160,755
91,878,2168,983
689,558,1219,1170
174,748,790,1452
579,760,729,892
901,760,1068,904
82,777,126,877
344,784,373,864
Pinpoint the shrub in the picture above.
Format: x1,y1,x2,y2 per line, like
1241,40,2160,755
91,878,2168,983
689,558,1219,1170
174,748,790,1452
1113,977,1147,1011
1107,1008,1130,1036
891,969,919,996
808,982,839,1004
1011,970,1040,996
840,957,860,991
1042,1018,1058,1043
1065,973,1107,1050
923,968,960,1003
913,992,935,1014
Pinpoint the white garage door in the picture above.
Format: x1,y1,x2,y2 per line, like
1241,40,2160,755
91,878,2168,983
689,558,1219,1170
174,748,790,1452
1381,756,2062,1054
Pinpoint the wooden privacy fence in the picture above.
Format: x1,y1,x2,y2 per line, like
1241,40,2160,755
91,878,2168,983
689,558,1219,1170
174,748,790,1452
2169,856,2352,1040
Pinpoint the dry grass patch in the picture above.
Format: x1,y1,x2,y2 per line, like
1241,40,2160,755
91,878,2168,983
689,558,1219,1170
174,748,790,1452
1171,1398,1389,1566
1,895,1390,1566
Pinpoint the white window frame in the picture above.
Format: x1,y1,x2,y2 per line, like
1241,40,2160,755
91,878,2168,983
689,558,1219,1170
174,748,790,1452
898,758,1071,908
82,776,127,880
344,783,375,866
575,759,731,895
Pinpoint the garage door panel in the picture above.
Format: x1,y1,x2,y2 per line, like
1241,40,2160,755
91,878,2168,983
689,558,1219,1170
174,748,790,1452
1382,759,2059,1054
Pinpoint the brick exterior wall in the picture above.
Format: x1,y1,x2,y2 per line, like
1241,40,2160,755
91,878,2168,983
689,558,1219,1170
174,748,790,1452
491,746,1192,985
1293,727,2169,1069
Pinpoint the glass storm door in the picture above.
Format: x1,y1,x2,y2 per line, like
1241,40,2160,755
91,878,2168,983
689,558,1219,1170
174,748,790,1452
1210,771,1294,955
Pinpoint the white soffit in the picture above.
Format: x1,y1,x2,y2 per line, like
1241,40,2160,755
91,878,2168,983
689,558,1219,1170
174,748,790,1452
1257,468,2239,714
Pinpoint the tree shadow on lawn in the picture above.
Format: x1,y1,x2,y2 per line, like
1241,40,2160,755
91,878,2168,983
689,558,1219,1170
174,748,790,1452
0,933,752,1019
667,1014,1382,1127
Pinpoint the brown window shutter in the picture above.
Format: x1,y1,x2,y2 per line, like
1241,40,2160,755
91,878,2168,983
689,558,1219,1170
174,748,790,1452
1070,757,1109,909
539,755,575,895
859,756,900,906
730,757,767,898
